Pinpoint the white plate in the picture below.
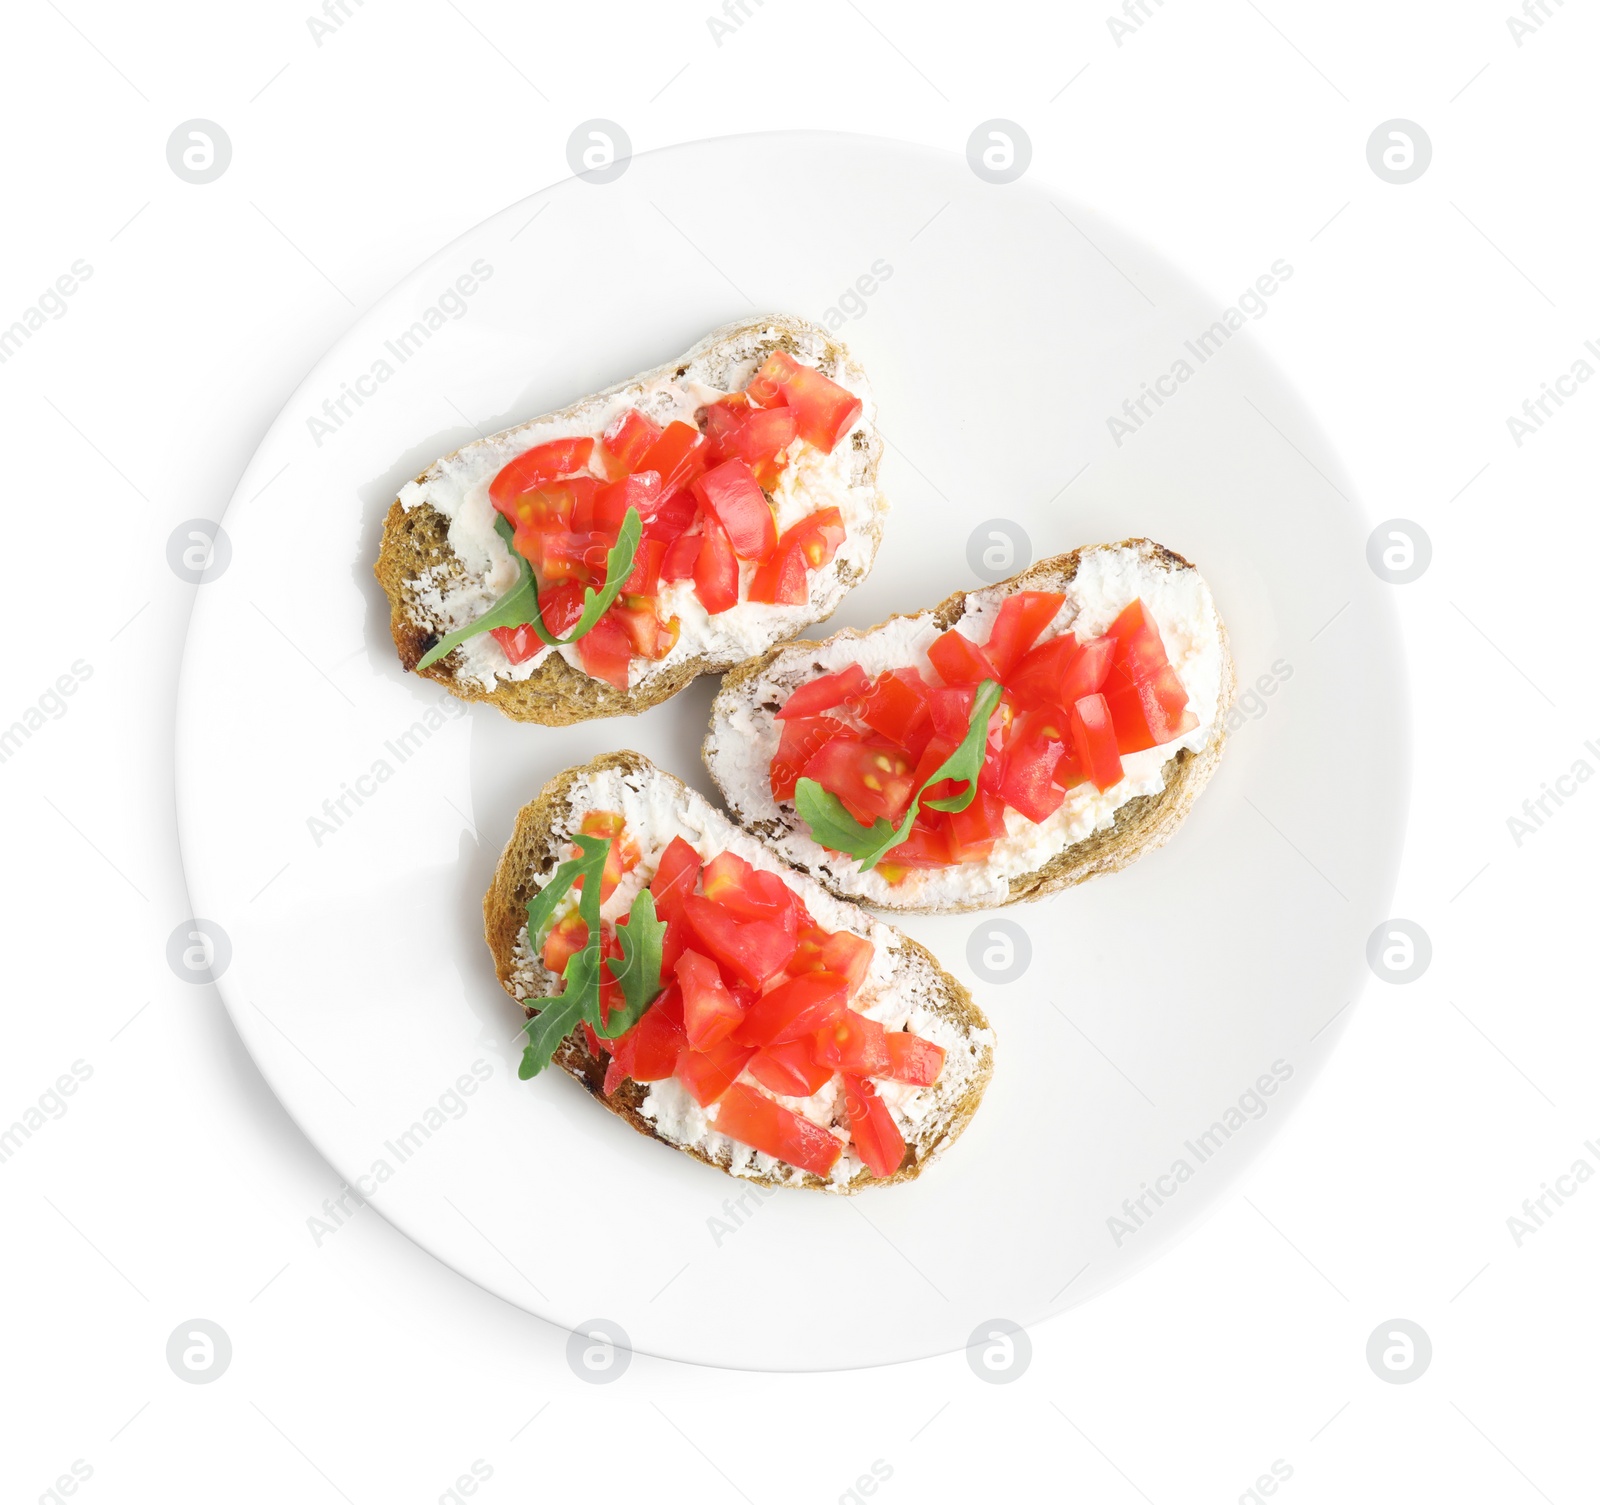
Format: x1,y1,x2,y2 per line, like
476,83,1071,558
176,131,1406,1370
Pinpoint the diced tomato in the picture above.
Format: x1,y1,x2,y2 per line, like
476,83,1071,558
692,459,777,563
746,1039,834,1098
884,1032,945,1087
819,930,874,994
575,609,632,690
675,950,746,1050
643,488,698,544
983,592,1065,677
682,896,795,988
1103,663,1197,753
701,853,797,932
813,1009,889,1075
927,685,978,741
782,506,847,570
1000,730,1067,824
947,789,1007,862
747,538,808,605
891,814,955,870
504,481,578,532
712,1084,842,1177
488,437,595,508
597,407,663,480
1006,632,1074,709
661,530,701,581
540,581,588,638
1061,634,1116,704
769,714,850,802
1106,599,1171,685
575,811,639,904
650,836,701,921
777,664,872,721
704,400,799,480
1070,692,1124,790
841,1076,905,1179
523,529,608,586
591,470,662,535
611,598,667,659
622,539,665,597
909,733,961,807
801,739,917,825
541,910,587,975
489,623,543,665
744,351,863,453
676,1036,757,1107
733,971,848,1047
927,629,999,688
692,513,740,615
1053,734,1087,790
860,669,931,745
635,420,709,495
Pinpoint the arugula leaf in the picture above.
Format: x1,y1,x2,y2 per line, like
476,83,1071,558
599,888,667,1039
518,994,585,1080
414,510,644,671
793,679,1004,873
524,854,586,949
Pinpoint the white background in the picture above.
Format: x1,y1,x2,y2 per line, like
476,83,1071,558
2,1,1597,1501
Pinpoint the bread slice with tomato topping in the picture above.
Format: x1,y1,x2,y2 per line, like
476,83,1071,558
484,751,994,1192
702,539,1235,913
376,316,886,725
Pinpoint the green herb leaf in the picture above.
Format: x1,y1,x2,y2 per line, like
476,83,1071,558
516,831,612,1078
413,510,643,671
600,888,667,1039
793,678,1004,872
518,994,586,1079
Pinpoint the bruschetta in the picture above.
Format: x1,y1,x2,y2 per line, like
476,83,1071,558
377,316,886,724
703,539,1234,912
484,752,993,1191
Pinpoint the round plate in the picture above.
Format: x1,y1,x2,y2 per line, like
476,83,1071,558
176,131,1406,1370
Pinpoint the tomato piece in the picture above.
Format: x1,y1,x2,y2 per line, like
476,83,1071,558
744,351,863,453
884,1032,945,1087
692,513,740,615
611,598,665,659
661,530,701,582
643,488,698,545
704,400,799,475
602,983,686,1092
770,714,851,802
676,1035,757,1107
841,1076,906,1178
1103,663,1198,753
541,910,587,975
1070,692,1124,790
733,971,849,1047
635,420,709,496
591,470,662,536
692,458,777,562
927,629,999,687
597,407,663,480
523,529,608,586
927,685,977,741
488,437,595,508
1000,731,1067,824
675,950,746,1050
785,505,846,569
860,669,931,745
747,538,808,605
650,836,701,922
1106,599,1171,684
712,1083,842,1176
537,581,587,639
814,1010,890,1075
801,739,917,825
574,810,639,903
947,789,1007,862
909,732,961,807
682,896,795,988
889,814,955,870
984,591,1065,677
575,609,632,690
819,930,873,994
701,852,797,930
621,537,666,597
746,1039,834,1098
777,664,872,721
489,623,544,665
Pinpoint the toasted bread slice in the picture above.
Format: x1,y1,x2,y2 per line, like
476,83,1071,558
377,316,886,725
484,752,994,1192
703,539,1235,913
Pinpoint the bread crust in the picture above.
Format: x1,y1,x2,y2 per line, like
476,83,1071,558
376,316,886,726
703,539,1236,913
483,751,994,1193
